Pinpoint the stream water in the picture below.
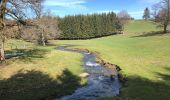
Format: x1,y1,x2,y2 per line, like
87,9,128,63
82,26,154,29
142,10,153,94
57,45,120,100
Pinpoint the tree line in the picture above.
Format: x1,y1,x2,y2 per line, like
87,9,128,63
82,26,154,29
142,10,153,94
59,12,123,39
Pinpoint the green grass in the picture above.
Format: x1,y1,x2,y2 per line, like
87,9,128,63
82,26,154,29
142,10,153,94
51,32,170,100
0,40,85,100
124,20,162,34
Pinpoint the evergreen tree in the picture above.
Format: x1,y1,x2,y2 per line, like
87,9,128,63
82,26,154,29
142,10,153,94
143,7,150,20
59,12,122,39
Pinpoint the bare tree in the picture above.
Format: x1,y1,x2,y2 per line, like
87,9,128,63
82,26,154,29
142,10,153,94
21,16,60,45
0,0,44,62
21,25,38,42
0,0,7,61
30,2,60,46
153,0,170,33
36,16,60,45
117,10,131,31
152,3,161,22
117,10,131,21
30,0,46,46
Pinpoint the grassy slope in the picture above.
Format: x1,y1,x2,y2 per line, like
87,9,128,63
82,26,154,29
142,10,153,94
124,20,161,34
51,21,170,100
0,40,85,100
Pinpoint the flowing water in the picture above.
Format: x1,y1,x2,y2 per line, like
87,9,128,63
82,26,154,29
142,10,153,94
57,45,120,100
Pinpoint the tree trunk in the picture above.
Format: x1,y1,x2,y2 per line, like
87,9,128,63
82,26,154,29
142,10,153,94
0,41,5,62
163,23,168,33
41,31,46,46
0,0,7,62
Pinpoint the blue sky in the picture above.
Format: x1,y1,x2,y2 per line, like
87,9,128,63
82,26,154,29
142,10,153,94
43,0,159,19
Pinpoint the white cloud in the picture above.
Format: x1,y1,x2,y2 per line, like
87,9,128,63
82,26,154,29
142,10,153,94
44,0,87,8
43,0,89,17
43,0,88,13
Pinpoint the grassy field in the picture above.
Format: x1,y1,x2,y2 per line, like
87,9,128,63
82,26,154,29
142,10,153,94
0,40,85,100
0,20,170,100
124,20,166,34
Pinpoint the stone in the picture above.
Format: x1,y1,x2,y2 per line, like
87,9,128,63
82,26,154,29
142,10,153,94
79,73,90,78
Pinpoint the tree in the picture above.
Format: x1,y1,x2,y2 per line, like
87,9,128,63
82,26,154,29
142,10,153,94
153,0,170,33
117,10,131,20
0,0,44,62
20,15,60,45
152,3,160,22
36,16,60,45
30,0,46,46
0,0,7,62
143,7,150,20
117,10,131,30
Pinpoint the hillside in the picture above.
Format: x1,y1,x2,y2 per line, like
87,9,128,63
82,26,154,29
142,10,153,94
124,20,162,34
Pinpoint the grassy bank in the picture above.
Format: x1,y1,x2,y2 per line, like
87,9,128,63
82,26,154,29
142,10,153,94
0,40,85,100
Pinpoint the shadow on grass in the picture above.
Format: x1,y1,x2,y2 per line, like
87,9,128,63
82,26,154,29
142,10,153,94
131,31,168,38
154,67,170,83
0,69,82,100
99,67,170,100
46,43,57,46
118,67,170,100
5,48,48,63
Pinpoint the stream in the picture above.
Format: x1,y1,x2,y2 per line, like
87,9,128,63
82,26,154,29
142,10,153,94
57,45,120,100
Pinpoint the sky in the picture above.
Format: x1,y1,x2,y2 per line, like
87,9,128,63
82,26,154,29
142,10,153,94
43,0,160,19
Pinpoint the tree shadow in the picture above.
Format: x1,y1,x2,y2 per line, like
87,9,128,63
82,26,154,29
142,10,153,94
5,49,48,63
46,43,57,46
56,44,82,48
131,31,168,38
119,67,170,100
0,69,82,100
154,67,170,83
155,72,170,83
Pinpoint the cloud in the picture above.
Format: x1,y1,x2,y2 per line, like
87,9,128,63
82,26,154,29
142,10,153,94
44,0,87,8
43,0,88,16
